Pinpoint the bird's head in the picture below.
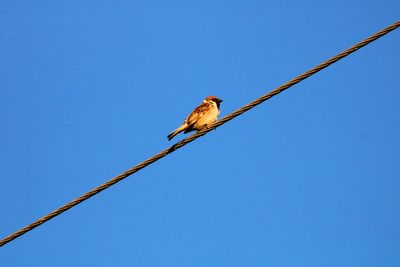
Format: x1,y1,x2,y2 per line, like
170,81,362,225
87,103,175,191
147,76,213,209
205,95,223,104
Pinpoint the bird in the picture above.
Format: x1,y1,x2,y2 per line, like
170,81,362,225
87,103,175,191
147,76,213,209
167,96,223,140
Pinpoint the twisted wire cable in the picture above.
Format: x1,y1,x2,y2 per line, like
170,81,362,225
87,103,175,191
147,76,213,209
1,20,399,247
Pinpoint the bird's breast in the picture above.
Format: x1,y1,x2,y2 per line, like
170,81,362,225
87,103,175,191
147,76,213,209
193,106,220,130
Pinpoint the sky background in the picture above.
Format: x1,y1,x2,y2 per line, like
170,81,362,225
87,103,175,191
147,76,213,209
1,1,399,266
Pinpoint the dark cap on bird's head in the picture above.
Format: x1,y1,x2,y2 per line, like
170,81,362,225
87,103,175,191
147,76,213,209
205,96,223,103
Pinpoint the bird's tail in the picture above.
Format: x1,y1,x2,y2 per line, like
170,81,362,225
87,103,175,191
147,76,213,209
167,124,187,140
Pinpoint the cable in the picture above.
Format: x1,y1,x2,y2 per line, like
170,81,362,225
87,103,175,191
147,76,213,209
1,20,399,248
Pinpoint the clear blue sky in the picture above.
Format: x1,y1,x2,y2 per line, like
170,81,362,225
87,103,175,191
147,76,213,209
1,1,399,266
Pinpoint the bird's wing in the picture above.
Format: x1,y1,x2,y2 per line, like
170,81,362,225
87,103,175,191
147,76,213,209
184,101,211,126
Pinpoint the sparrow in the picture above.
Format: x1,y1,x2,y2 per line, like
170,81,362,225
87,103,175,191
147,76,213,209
167,96,223,140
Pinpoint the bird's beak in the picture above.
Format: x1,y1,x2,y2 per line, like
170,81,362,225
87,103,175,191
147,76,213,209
218,99,223,103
